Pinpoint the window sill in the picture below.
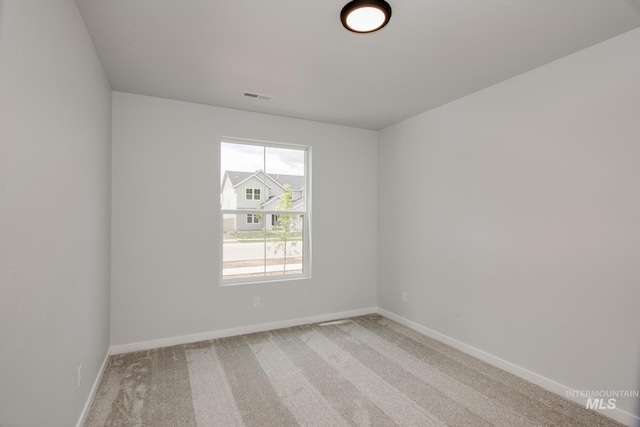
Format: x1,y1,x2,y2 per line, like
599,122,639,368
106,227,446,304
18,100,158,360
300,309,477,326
220,274,311,287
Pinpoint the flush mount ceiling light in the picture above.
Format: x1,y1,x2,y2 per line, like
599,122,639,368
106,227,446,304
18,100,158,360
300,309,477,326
341,0,392,33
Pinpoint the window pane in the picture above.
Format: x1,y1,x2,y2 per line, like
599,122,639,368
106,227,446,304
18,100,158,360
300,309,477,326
265,146,306,211
268,214,304,276
222,213,266,280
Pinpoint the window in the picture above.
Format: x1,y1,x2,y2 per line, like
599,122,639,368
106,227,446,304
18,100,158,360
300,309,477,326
245,188,261,200
220,138,310,284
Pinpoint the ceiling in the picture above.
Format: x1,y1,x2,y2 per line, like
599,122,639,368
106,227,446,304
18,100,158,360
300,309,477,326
76,0,640,130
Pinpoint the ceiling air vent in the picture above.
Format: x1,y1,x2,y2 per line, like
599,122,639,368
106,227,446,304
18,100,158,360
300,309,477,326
243,92,273,101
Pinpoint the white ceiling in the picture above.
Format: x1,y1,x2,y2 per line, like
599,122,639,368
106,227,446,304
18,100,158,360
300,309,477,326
76,0,640,130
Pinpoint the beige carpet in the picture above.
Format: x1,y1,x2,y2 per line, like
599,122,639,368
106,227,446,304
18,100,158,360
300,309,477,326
85,314,623,426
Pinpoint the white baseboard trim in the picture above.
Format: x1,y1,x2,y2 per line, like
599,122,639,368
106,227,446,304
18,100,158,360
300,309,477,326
110,307,378,355
377,308,639,427
76,348,111,427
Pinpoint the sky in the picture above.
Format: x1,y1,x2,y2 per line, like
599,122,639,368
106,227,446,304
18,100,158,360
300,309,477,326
221,142,305,180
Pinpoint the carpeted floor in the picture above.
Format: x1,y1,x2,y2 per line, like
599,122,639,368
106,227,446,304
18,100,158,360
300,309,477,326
84,314,624,426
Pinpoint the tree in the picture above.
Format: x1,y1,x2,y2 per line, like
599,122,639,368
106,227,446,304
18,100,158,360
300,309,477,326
271,185,299,274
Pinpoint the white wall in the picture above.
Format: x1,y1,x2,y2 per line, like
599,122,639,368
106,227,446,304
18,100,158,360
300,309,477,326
111,92,378,346
0,1,112,426
378,28,640,421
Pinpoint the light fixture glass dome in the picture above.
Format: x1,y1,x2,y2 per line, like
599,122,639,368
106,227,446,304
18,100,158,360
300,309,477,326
341,0,392,33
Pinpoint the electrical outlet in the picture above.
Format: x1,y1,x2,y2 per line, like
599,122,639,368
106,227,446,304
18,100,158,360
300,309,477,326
253,297,260,307
77,365,83,387
402,292,407,303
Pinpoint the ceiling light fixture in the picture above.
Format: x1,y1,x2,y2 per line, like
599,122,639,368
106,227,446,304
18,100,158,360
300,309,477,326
340,0,392,33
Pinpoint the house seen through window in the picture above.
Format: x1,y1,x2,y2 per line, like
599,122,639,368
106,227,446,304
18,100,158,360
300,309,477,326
220,139,310,284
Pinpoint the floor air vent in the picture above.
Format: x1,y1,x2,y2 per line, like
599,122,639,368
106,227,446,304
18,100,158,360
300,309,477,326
243,92,273,101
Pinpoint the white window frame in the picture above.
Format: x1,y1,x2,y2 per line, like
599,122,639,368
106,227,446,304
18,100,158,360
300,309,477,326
220,137,311,285
246,213,260,224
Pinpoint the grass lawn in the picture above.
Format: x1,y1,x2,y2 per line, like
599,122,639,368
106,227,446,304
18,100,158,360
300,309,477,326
232,230,303,242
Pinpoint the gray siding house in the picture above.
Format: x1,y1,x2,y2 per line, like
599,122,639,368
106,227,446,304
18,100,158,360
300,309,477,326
221,170,305,232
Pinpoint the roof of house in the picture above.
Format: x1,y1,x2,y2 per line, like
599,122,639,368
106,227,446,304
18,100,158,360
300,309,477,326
224,170,304,191
262,194,305,211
